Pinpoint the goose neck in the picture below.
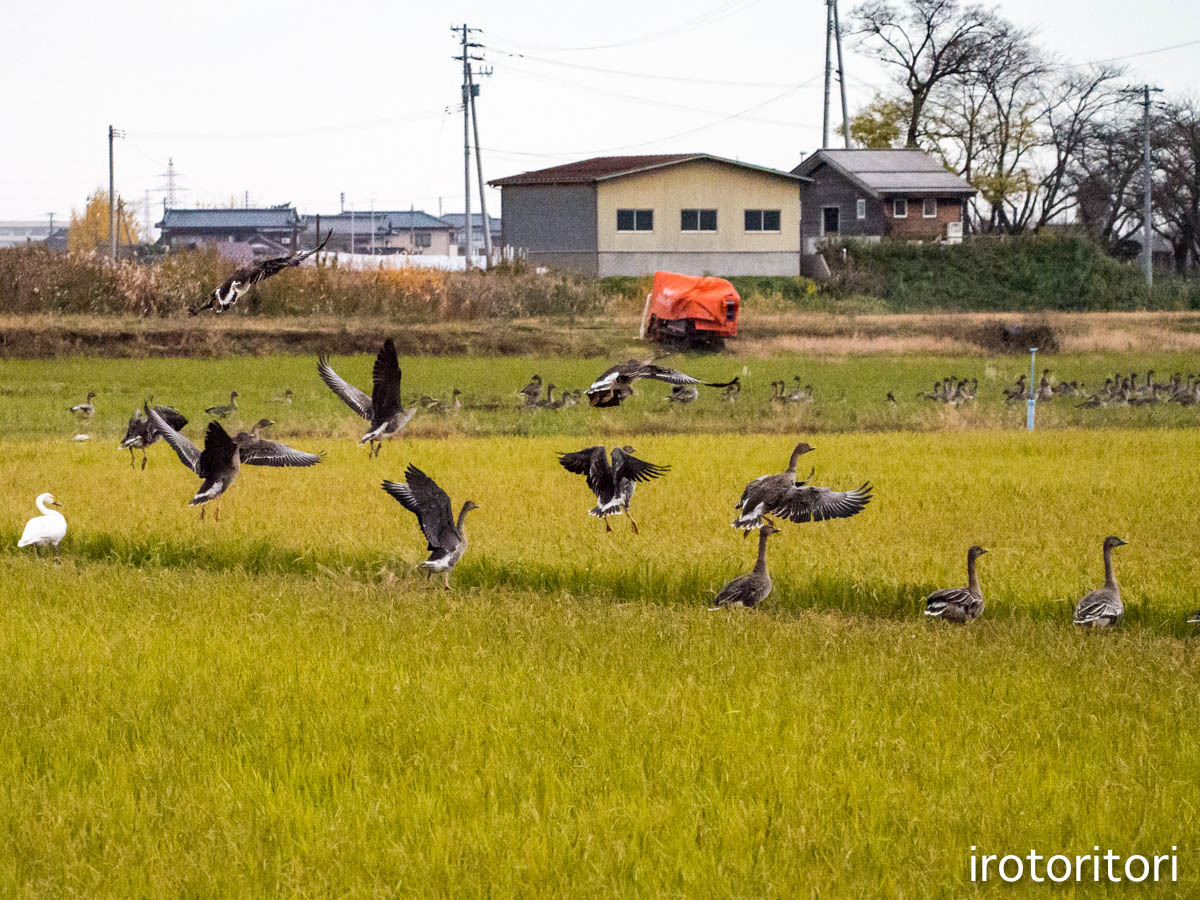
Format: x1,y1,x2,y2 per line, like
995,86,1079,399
753,530,771,575
1103,544,1117,588
967,554,980,594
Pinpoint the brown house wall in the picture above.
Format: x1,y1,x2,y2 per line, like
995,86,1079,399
884,197,963,239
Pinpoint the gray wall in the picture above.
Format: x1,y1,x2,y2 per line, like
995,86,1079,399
499,185,598,276
800,162,884,255
597,251,800,277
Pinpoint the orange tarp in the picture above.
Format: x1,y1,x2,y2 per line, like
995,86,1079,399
648,271,740,337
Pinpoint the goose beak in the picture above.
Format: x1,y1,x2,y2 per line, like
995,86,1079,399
49,500,62,508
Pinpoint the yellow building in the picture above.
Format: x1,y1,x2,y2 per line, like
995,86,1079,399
491,155,810,277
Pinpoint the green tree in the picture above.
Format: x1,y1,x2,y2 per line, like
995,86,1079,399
848,94,910,149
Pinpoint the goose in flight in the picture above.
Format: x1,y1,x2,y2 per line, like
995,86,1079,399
119,404,188,469
709,522,779,610
1073,536,1128,628
318,338,416,458
584,357,735,407
557,444,669,533
732,441,872,533
18,493,67,562
190,230,331,315
924,546,987,623
382,464,478,589
146,406,322,520
70,391,97,419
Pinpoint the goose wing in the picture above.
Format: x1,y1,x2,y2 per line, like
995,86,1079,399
196,422,239,479
241,230,330,285
151,405,188,431
611,447,670,483
146,404,201,472
925,586,974,611
1074,588,1121,623
382,464,458,551
637,363,702,386
772,481,873,523
557,445,611,496
586,363,625,395
371,338,403,421
236,437,323,467
318,354,373,420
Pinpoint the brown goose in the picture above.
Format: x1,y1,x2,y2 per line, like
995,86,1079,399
667,383,699,404
190,230,330,315
732,441,871,532
70,391,97,419
382,464,477,589
1073,536,1128,627
318,338,416,458
205,391,239,419
518,375,543,405
271,389,294,404
119,404,188,470
147,406,322,520
709,522,780,610
924,546,987,623
558,445,669,533
584,357,734,408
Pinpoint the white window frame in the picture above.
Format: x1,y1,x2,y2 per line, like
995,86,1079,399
856,198,866,220
893,198,908,218
923,198,937,218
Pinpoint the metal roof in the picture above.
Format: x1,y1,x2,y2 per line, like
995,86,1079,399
304,211,452,232
158,207,301,229
791,150,976,197
440,213,501,229
490,154,810,187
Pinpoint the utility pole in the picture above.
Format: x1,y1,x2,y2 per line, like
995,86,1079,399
453,23,483,267
467,60,494,264
350,207,356,255
370,198,376,255
1123,84,1163,288
108,125,124,259
822,2,834,148
832,0,851,148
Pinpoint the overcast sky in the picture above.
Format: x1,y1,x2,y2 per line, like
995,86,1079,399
4,0,1198,229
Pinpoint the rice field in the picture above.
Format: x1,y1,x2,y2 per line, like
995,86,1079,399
3,351,1200,896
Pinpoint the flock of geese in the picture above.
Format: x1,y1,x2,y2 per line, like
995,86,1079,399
1005,369,1200,408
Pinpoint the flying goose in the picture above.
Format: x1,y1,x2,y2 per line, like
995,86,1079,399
518,375,543,405
205,391,239,418
382,464,477,589
732,441,871,533
1073,536,1128,628
147,406,322,520
317,338,416,458
924,546,987,623
18,493,66,562
709,522,780,610
190,230,330,315
584,357,734,408
557,445,669,533
70,392,96,419
271,389,294,404
119,404,188,469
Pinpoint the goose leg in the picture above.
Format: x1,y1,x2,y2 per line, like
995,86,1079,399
54,545,61,566
214,503,221,522
129,448,136,469
627,512,640,535
604,518,613,533
443,572,451,590
200,505,206,522
141,449,148,470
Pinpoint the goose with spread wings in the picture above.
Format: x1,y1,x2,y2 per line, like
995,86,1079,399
119,403,188,470
557,444,669,533
190,230,331,315
732,441,872,533
317,338,416,458
382,464,478,589
146,405,322,519
585,357,735,408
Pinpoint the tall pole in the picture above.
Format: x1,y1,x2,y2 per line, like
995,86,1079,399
350,208,355,255
822,1,834,149
108,125,117,259
1026,348,1038,431
833,0,851,148
467,63,494,264
1142,85,1154,288
459,24,474,267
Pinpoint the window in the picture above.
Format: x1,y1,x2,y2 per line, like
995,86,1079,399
923,198,938,218
744,209,781,232
856,199,866,220
893,198,908,218
414,232,432,248
616,209,653,232
681,208,717,232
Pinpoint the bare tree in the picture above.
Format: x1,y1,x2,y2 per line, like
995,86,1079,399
1154,99,1200,272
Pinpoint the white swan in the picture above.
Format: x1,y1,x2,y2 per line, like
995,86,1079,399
18,493,67,560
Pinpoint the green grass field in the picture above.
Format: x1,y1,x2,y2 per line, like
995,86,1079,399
3,350,1200,896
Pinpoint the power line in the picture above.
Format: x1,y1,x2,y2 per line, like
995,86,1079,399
1066,36,1200,69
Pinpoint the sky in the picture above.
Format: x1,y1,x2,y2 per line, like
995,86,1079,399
3,0,1199,232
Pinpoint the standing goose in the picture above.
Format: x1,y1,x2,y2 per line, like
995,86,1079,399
190,230,330,315
584,357,735,408
709,522,780,610
70,392,97,419
557,445,670,533
667,383,699,404
732,441,871,532
119,404,188,470
146,406,322,520
317,338,416,458
205,391,239,418
382,464,478,589
18,493,67,561
722,378,741,403
924,546,988,623
1073,536,1128,628
518,375,543,405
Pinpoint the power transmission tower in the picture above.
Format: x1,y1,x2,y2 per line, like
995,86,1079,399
158,158,184,208
453,23,483,267
108,125,125,259
822,1,851,148
1122,84,1164,288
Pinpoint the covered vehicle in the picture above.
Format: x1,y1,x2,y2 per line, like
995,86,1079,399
639,271,740,349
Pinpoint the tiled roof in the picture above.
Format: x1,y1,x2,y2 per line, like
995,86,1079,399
792,149,976,196
490,154,809,187
304,211,452,231
158,207,301,229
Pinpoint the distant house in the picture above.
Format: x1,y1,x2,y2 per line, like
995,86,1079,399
790,149,977,263
490,154,811,277
303,211,454,255
0,220,66,250
441,213,501,255
157,206,302,258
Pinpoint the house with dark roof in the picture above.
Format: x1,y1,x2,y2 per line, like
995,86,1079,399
790,150,977,264
441,213,502,256
302,211,454,255
490,154,811,276
157,206,302,258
